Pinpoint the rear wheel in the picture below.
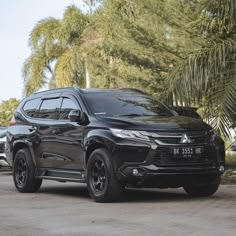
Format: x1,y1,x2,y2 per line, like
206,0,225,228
184,177,221,197
86,148,123,202
13,148,42,193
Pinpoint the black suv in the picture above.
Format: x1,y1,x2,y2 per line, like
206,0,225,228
6,88,225,202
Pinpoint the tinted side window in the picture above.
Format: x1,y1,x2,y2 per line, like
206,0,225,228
38,98,61,120
23,98,40,117
59,98,78,120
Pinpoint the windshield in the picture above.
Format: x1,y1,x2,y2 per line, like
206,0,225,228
84,92,174,117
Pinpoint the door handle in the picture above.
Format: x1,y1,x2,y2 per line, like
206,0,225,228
52,129,59,135
28,127,37,132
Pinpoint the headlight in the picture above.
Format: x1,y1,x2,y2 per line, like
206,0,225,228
110,128,150,141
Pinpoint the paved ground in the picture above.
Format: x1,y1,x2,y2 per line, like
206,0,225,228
0,169,236,236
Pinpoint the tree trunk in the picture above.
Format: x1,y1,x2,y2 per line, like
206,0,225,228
85,62,91,88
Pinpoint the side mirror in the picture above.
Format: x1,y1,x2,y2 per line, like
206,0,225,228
68,110,86,124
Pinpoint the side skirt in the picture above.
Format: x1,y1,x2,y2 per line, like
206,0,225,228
35,168,86,183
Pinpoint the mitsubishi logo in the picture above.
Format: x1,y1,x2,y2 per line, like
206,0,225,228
180,134,192,144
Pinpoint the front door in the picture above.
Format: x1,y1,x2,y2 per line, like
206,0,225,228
50,97,85,170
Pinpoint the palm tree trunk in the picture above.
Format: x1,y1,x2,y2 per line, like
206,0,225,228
85,62,91,88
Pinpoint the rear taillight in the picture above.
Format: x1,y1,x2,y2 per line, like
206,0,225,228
9,116,16,126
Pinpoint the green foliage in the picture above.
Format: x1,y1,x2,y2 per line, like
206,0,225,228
86,0,200,95
221,153,236,184
164,0,236,137
23,0,236,137
23,0,199,96
222,169,236,184
23,5,89,96
225,153,236,169
0,98,20,127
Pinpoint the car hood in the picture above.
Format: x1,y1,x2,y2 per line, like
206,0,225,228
97,115,212,132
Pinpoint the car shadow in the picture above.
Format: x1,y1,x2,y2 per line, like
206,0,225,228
123,188,190,203
38,183,222,203
39,183,90,199
0,172,226,203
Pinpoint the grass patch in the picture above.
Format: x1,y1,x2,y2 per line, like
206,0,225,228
222,169,236,184
225,152,236,169
222,152,236,184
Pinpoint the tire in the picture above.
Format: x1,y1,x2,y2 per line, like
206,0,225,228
13,148,42,193
184,176,221,197
86,148,124,202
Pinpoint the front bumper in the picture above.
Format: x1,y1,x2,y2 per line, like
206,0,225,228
0,154,10,167
117,163,223,188
112,131,225,188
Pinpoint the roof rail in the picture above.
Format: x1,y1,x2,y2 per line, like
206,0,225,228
32,87,80,95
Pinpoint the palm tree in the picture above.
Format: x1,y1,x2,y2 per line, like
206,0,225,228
0,98,20,126
23,5,90,96
164,0,236,137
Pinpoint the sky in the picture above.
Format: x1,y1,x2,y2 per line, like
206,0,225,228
0,0,87,103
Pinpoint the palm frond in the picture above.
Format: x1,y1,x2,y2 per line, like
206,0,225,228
23,5,90,93
163,38,236,137
29,17,61,50
204,70,236,137
60,5,89,46
201,0,236,34
54,45,84,87
23,50,48,96
164,39,236,103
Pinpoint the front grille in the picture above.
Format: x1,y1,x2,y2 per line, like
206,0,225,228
153,131,210,145
154,145,215,166
0,142,5,153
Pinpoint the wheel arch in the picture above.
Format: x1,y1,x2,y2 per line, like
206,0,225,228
85,142,109,166
13,141,37,166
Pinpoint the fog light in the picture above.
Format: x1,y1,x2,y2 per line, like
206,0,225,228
150,144,157,150
132,168,139,176
219,165,225,173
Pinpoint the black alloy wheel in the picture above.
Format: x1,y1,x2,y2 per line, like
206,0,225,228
13,148,42,193
90,158,107,193
86,148,124,202
15,156,28,187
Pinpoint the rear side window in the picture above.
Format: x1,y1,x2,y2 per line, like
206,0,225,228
23,98,40,117
38,98,61,120
59,98,78,120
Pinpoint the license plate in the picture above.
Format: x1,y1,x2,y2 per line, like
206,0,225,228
172,147,203,158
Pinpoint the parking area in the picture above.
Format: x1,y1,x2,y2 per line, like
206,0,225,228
0,169,236,236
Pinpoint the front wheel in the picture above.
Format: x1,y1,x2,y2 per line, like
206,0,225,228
184,177,221,197
13,148,42,193
86,148,124,202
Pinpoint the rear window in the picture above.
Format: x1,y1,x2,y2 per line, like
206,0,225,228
38,98,61,120
23,98,40,117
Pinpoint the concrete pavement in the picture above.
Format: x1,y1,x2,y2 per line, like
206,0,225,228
0,169,235,236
